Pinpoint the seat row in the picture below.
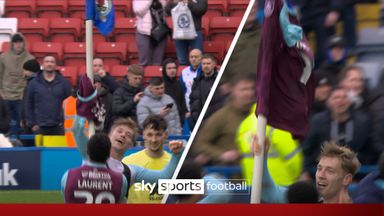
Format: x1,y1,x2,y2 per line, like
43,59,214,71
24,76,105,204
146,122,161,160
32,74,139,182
14,16,241,45
1,40,231,69
5,0,249,19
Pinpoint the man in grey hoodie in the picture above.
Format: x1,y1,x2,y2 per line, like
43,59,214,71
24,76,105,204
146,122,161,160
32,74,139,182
136,77,182,135
0,33,34,134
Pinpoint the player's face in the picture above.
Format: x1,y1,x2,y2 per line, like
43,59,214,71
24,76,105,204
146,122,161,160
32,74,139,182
109,125,135,154
143,128,167,153
315,157,349,200
165,62,177,78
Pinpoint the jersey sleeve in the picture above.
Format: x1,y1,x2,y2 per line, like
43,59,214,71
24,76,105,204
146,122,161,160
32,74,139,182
72,115,89,160
129,151,182,183
197,175,232,204
61,170,69,201
119,175,128,203
261,156,288,203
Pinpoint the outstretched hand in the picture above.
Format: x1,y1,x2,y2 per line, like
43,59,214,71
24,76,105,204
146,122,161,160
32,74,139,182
169,140,183,155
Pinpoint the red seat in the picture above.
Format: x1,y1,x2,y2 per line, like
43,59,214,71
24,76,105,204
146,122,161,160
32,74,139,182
95,42,127,68
80,22,109,43
225,40,233,53
56,66,78,87
228,0,249,17
111,65,129,80
202,17,210,38
127,42,139,65
203,41,225,63
18,18,49,43
164,42,177,60
68,0,85,19
36,0,68,18
114,18,136,44
31,42,63,65
144,65,162,78
63,42,91,67
1,41,31,53
210,16,241,44
50,18,82,43
114,0,133,17
206,0,228,17
4,0,36,18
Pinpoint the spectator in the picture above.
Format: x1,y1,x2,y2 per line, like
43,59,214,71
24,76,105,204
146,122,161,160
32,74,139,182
257,140,361,203
192,75,255,166
62,133,128,204
94,75,113,133
92,58,119,94
301,87,374,181
122,115,172,203
133,0,167,66
165,0,208,65
0,33,34,134
0,95,9,134
25,56,71,135
180,49,202,113
137,77,182,135
112,64,145,123
315,36,348,87
162,58,188,126
312,72,332,115
300,0,357,64
189,54,218,129
354,152,384,203
20,59,40,146
338,65,369,111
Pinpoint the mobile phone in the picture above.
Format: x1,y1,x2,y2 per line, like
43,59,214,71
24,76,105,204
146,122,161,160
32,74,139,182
165,103,173,109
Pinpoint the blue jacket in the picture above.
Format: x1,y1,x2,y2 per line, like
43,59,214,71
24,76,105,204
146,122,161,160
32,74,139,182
25,72,71,127
354,170,384,204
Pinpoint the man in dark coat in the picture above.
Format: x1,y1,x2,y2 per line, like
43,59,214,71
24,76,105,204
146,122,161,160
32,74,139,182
112,64,145,123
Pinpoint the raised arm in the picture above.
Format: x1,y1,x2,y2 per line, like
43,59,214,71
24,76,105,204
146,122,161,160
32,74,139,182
72,115,89,160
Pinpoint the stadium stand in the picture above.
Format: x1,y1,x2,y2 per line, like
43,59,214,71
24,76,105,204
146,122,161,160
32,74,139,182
63,42,88,67
56,65,78,87
18,18,49,43
4,0,35,19
36,0,67,18
31,42,63,64
95,42,127,69
50,17,81,43
111,64,128,80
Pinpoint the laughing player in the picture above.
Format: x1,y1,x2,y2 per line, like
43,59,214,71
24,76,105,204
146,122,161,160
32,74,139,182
61,74,183,203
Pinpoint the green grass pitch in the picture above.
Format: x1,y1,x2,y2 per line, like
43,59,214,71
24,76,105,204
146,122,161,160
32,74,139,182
0,190,63,203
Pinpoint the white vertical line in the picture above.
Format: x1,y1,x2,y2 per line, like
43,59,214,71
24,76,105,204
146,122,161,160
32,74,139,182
161,0,257,204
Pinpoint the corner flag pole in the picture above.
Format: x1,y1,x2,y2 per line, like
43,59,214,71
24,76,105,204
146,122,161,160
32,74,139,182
250,115,267,203
85,19,95,136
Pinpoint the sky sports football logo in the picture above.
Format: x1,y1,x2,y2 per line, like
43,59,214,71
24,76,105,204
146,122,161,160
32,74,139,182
133,179,249,195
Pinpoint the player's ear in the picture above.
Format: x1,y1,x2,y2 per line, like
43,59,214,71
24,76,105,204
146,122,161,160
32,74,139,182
342,173,352,186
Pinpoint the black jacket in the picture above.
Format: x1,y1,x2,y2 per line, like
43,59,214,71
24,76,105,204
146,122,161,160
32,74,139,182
25,72,71,127
100,72,119,94
302,110,375,173
165,0,207,31
163,71,187,126
189,71,218,128
300,0,344,26
112,78,144,123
